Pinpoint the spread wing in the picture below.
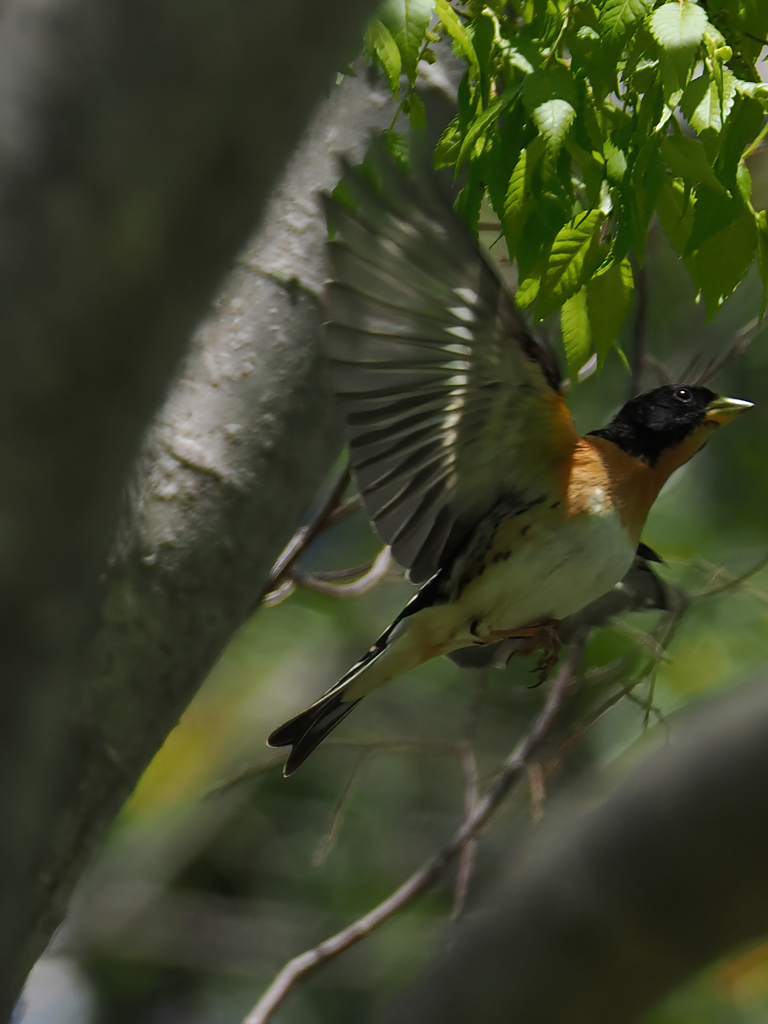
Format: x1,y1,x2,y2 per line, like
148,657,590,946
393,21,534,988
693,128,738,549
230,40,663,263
323,148,576,583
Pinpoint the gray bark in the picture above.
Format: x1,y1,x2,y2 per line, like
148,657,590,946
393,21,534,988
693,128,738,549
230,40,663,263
0,0,387,1012
385,677,768,1024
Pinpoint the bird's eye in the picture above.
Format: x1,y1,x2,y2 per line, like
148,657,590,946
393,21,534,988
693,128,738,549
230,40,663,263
674,387,693,404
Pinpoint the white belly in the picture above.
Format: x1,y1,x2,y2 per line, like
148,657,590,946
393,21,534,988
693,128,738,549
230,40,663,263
460,509,635,639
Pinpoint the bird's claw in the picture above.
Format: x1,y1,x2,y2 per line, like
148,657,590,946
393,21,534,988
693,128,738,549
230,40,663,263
480,620,561,682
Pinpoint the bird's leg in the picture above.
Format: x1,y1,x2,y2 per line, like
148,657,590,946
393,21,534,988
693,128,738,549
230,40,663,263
480,619,561,682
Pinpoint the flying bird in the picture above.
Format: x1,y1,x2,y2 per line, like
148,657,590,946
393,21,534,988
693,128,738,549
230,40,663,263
268,148,752,775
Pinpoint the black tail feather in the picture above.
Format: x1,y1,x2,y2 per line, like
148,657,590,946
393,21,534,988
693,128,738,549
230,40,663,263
268,576,444,775
268,691,361,776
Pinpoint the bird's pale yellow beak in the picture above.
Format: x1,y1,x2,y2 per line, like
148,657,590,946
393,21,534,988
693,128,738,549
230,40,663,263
705,395,754,425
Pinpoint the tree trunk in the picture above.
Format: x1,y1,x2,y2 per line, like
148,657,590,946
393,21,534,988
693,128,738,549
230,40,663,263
0,0,385,1012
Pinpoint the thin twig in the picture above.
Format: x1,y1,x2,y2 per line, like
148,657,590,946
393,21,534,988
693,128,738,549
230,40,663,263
242,642,584,1024
291,547,392,598
686,316,762,386
692,551,768,599
257,466,351,608
527,760,546,823
610,620,670,662
210,738,468,796
452,741,480,923
312,750,369,868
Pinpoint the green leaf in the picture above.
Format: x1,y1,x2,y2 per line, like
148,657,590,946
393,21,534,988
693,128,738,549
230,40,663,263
630,141,666,258
502,149,531,255
659,134,727,194
504,150,528,222
682,68,736,134
516,192,568,282
604,139,628,183
379,0,435,84
408,92,427,131
600,0,654,43
656,176,694,254
649,1,707,87
685,189,742,254
756,210,768,319
717,95,765,188
648,1,707,52
586,258,635,363
561,288,591,380
522,68,579,155
365,19,402,96
435,0,479,76
457,85,521,165
535,208,606,319
534,99,577,153
453,158,484,234
688,205,757,317
434,117,461,169
515,272,541,310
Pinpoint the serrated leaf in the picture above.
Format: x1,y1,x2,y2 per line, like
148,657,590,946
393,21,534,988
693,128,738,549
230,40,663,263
600,0,654,43
504,150,528,223
656,176,694,254
659,133,727,194
604,139,628,183
502,150,531,256
457,85,521,165
535,209,606,319
648,1,707,52
366,19,402,96
561,288,591,379
379,0,435,84
682,68,736,134
586,258,634,363
685,189,741,254
688,205,757,317
631,142,666,258
533,100,577,152
515,272,541,309
434,117,461,169
522,69,579,155
735,79,768,107
718,95,765,185
435,0,479,76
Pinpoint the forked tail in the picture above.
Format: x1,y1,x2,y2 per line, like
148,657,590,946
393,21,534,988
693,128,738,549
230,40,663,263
268,579,445,774
267,646,379,775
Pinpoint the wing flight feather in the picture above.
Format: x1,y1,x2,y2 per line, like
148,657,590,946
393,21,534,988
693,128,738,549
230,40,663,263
323,147,576,582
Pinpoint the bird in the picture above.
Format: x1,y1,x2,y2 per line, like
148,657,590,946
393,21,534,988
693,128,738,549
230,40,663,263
268,146,752,776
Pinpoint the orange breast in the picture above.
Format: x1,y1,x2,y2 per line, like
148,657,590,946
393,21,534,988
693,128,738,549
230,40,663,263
563,437,667,545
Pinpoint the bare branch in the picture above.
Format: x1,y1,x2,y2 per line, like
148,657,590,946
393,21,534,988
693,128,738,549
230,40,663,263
291,546,393,598
453,741,480,923
258,466,351,605
692,551,768,599
243,641,585,1024
386,679,768,1024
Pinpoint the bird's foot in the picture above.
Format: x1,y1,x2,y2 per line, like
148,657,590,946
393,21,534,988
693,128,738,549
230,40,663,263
480,619,561,683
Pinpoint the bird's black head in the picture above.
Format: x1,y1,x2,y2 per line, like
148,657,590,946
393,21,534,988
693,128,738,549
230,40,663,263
588,385,751,466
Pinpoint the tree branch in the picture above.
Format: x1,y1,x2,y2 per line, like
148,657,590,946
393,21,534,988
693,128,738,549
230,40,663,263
384,678,768,1024
243,641,585,1024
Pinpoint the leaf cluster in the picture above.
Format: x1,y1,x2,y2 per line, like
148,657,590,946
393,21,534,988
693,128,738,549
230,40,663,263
365,0,768,378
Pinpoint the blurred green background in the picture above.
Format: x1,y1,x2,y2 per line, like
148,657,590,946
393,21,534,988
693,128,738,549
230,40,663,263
19,156,768,1024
